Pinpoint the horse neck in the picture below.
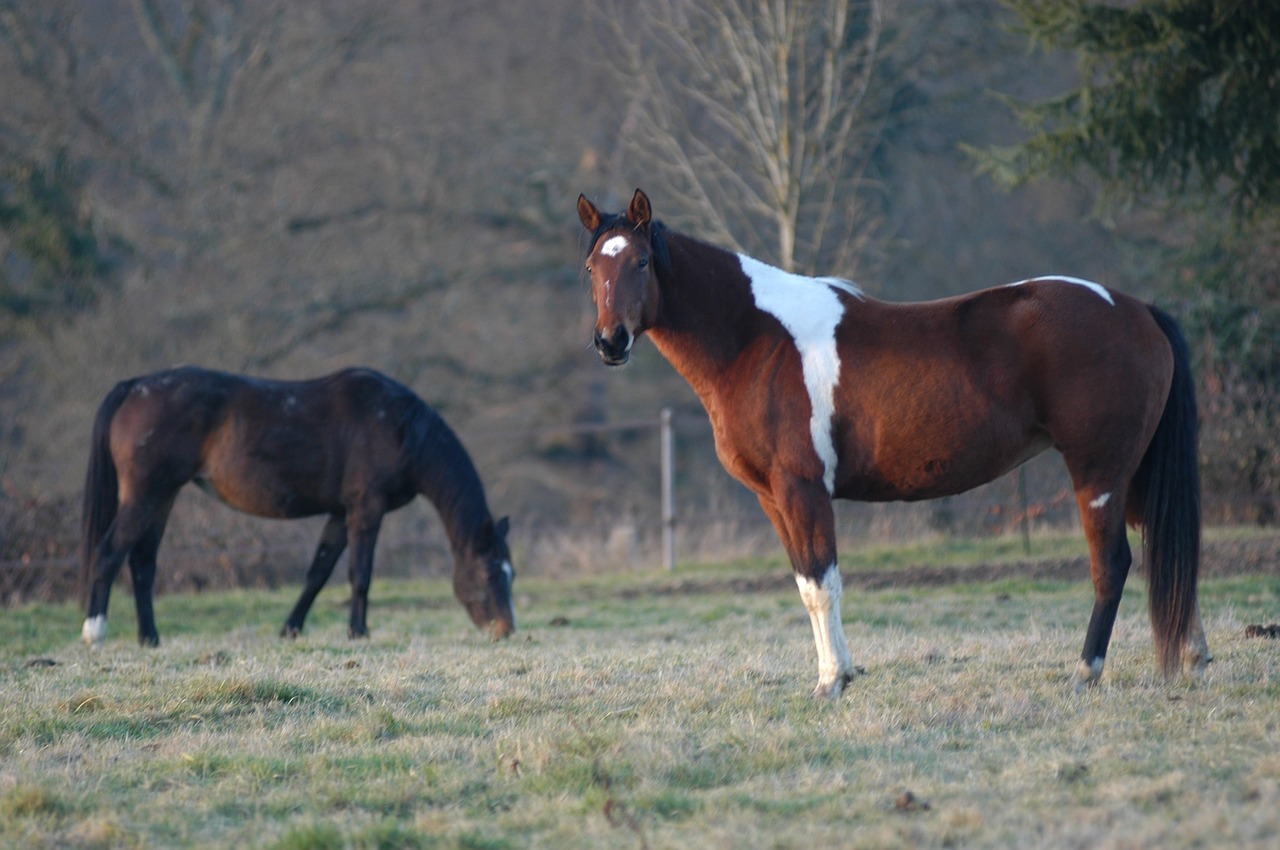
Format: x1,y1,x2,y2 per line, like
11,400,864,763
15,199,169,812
647,232,757,391
409,410,492,556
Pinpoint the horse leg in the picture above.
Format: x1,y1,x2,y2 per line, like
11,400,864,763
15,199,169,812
83,525,129,648
126,500,174,647
1072,488,1133,691
761,483,860,699
82,499,157,648
281,514,348,638
345,510,383,639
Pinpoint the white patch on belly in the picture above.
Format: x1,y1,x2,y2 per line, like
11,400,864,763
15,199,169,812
82,614,107,648
740,254,859,494
601,235,630,257
1006,275,1115,306
1089,492,1112,509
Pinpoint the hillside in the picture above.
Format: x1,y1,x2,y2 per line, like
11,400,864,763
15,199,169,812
0,0,1130,576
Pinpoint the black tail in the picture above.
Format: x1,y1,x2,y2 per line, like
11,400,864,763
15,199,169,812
1133,307,1200,677
79,379,135,610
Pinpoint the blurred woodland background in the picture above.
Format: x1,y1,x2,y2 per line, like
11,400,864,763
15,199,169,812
1,0,1276,601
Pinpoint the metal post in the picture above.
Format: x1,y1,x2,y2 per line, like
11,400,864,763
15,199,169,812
660,407,676,571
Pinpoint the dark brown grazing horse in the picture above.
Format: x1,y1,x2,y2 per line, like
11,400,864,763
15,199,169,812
79,366,516,648
579,189,1210,698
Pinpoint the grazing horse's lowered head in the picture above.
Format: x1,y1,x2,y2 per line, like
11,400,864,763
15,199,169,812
452,516,516,639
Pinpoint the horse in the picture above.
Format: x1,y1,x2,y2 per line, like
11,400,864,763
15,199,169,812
578,188,1211,698
79,366,516,648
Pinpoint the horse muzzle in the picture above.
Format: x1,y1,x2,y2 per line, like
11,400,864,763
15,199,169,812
488,612,516,641
594,326,633,366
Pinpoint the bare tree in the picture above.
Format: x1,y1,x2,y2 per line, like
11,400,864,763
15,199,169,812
595,0,894,275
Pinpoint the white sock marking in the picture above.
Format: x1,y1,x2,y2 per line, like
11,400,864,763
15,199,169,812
1006,275,1115,306
795,566,855,689
740,254,860,494
82,615,107,647
1074,656,1105,687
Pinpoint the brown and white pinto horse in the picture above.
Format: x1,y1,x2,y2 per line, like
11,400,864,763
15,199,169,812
80,366,516,648
579,189,1210,698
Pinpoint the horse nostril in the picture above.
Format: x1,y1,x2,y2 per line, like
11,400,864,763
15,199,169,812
593,325,632,363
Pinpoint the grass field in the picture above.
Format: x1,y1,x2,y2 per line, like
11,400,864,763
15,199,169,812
2,536,1278,849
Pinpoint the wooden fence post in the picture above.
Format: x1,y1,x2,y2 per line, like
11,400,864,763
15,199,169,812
661,407,676,571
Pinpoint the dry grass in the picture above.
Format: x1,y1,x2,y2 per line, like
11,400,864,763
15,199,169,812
0,558,1277,849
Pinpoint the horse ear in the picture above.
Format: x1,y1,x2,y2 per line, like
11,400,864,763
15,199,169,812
474,517,495,550
627,189,652,228
495,516,510,538
577,194,602,231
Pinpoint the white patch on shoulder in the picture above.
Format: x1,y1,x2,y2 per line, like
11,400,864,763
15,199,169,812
601,235,630,257
1089,492,1111,509
739,254,857,494
82,614,107,648
1006,275,1115,306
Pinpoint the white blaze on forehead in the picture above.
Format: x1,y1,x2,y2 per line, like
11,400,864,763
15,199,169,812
1006,275,1115,306
739,254,859,494
600,235,630,257
1089,492,1112,509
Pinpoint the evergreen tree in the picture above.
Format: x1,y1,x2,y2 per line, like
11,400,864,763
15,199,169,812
0,151,114,326
988,0,1280,523
987,0,1280,218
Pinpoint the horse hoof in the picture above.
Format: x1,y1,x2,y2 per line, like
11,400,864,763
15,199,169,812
1072,657,1104,693
81,615,107,649
348,628,369,640
280,625,301,640
811,667,863,700
1182,647,1213,679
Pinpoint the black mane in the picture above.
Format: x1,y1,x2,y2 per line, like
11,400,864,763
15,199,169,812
399,395,492,552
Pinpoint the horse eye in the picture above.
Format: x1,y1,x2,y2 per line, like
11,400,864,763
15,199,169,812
638,257,649,269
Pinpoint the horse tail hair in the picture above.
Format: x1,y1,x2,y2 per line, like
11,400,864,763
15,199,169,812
79,379,134,610
1132,306,1200,678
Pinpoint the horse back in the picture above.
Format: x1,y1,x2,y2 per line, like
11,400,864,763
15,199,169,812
829,280,1173,500
108,367,420,519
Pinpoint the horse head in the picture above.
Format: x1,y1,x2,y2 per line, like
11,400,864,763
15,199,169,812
578,188,662,366
452,515,516,640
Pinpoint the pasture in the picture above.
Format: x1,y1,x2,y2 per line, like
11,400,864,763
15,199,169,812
2,535,1278,849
